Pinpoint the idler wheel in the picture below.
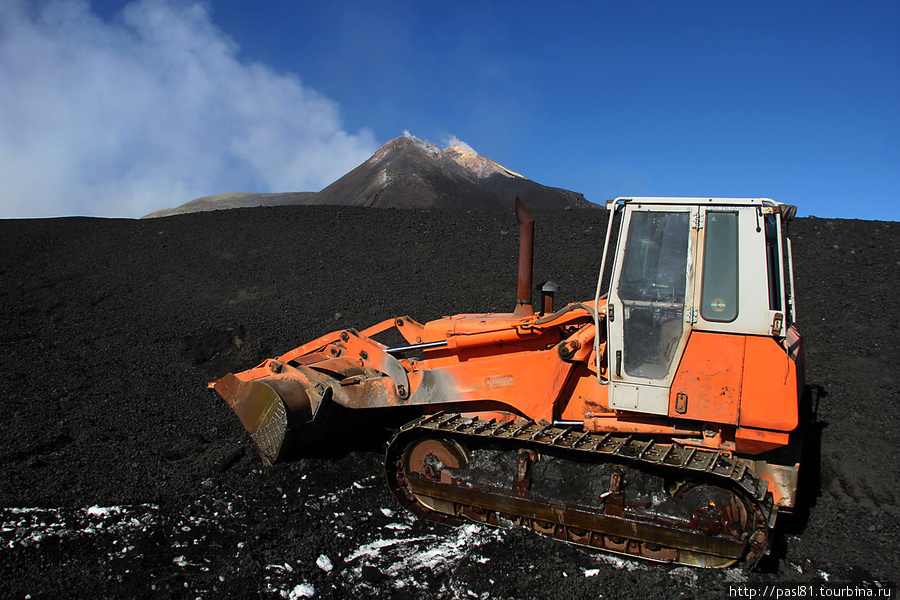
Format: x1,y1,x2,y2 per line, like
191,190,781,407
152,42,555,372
403,438,469,515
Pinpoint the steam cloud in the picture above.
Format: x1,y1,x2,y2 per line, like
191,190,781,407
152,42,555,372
0,0,378,218
445,135,477,155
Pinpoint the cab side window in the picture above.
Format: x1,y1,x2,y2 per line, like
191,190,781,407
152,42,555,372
765,214,783,311
700,211,739,322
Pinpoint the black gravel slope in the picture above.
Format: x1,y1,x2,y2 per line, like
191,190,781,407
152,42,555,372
0,206,898,599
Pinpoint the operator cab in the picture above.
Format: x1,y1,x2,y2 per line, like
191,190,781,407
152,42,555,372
596,197,798,417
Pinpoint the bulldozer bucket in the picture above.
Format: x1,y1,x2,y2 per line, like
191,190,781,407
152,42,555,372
213,375,289,466
212,363,333,466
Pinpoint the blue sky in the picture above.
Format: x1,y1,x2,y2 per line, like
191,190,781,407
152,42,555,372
1,0,897,220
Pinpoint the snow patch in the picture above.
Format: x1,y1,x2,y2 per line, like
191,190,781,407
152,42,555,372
591,552,646,572
398,131,525,181
316,554,333,572
1,504,160,549
344,522,504,593
285,584,316,599
86,505,119,517
443,136,525,180
317,476,380,505
173,555,191,567
721,567,748,583
346,534,436,561
402,131,440,156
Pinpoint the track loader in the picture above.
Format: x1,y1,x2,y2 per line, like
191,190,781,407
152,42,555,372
211,197,804,569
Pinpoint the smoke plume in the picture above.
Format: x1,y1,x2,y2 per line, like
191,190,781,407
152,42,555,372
0,0,377,217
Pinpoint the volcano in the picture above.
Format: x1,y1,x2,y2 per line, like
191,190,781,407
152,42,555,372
144,135,593,217
311,135,592,209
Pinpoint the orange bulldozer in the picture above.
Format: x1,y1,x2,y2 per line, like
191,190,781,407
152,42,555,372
211,197,804,569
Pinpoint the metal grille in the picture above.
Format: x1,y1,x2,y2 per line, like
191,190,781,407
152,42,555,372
250,400,287,467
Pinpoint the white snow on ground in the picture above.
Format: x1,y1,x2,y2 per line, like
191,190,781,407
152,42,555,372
1,494,253,598
590,551,646,572
720,567,749,583
0,504,160,549
316,475,381,506
344,522,505,593
262,475,505,597
0,475,754,599
2,477,507,598
260,475,511,597
316,554,333,572
173,555,202,568
285,583,315,599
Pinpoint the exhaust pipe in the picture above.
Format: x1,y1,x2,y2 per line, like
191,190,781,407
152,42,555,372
541,281,558,315
514,198,534,318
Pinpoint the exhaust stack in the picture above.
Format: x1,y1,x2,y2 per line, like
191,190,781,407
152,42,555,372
541,281,558,315
513,198,535,318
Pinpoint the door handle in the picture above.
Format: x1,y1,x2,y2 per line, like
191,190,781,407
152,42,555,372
615,350,622,377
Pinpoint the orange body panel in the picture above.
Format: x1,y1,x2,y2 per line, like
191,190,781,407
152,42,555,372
419,312,574,356
739,336,799,432
558,370,610,422
735,427,790,455
559,327,798,457
412,346,575,423
668,331,743,425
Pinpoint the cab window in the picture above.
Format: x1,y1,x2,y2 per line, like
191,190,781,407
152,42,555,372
617,210,690,379
765,214,783,311
700,211,738,322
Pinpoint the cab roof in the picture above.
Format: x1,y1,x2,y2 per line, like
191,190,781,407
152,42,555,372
612,197,779,207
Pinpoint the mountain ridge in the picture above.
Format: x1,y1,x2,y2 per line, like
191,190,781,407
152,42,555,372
144,135,595,217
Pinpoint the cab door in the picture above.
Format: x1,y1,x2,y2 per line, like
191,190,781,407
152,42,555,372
606,204,697,415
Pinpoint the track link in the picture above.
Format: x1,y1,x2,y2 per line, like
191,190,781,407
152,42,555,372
385,413,776,569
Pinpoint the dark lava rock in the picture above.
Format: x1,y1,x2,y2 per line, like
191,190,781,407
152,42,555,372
0,206,898,599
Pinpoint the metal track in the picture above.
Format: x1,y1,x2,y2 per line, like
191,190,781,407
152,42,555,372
385,412,776,569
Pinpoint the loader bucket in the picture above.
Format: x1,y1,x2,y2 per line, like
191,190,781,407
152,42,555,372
214,375,288,465
213,369,325,466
